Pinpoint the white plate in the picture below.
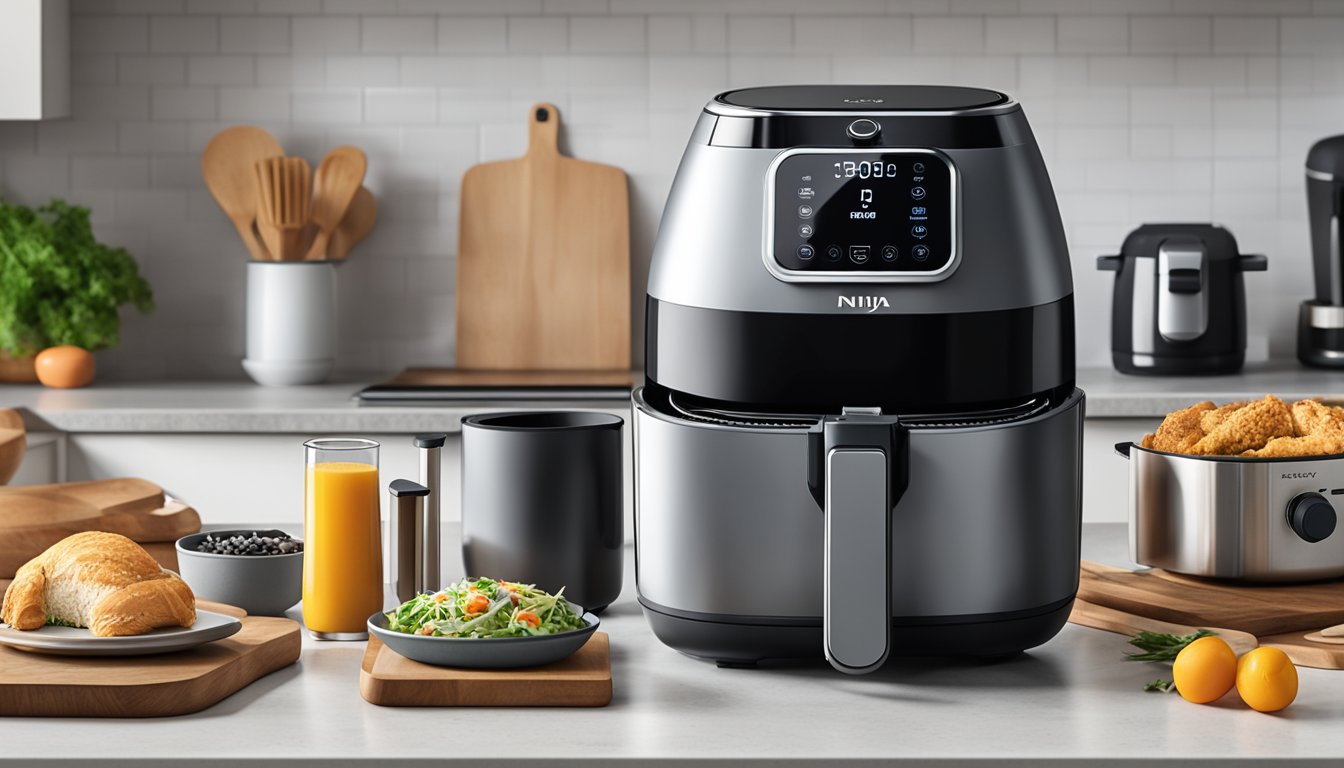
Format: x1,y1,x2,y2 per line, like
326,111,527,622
0,610,242,656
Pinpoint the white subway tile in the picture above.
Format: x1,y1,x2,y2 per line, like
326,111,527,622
115,189,189,223
322,0,387,12
1089,56,1175,85
1214,95,1275,129
1281,16,1344,54
72,85,151,120
292,89,363,122
73,158,151,190
1057,16,1126,54
326,56,400,86
1131,86,1211,126
1176,56,1246,87
1213,17,1277,55
364,88,438,123
37,122,118,155
985,16,1054,54
692,15,727,52
541,55,646,87
403,55,543,87
363,16,437,53
1130,126,1173,158
1055,87,1128,126
1175,0,1306,13
73,54,119,86
794,16,912,52
439,17,508,52
648,16,691,52
727,55,830,87
727,16,793,53
118,55,186,85
118,122,187,154
3,157,69,201
73,16,149,53
437,88,514,123
151,156,203,188
508,17,569,52
912,16,983,53
292,17,360,53
544,0,609,13
218,87,292,121
221,17,291,54
152,86,216,119
1130,16,1210,55
570,16,646,53
1214,159,1279,190
1018,55,1088,90
1172,126,1213,157
256,56,325,86
188,56,255,86
1247,56,1277,89
150,16,218,54
1214,127,1277,157
117,0,185,12
187,0,258,13
1054,127,1128,159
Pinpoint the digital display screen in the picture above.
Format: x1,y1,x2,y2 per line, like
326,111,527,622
771,151,954,274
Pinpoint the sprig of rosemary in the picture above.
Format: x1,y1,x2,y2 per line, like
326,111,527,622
1125,628,1216,662
1144,678,1177,693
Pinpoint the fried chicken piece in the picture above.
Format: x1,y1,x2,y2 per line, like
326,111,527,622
1289,399,1344,437
1187,394,1293,456
1199,401,1248,434
1145,401,1216,454
1243,432,1344,458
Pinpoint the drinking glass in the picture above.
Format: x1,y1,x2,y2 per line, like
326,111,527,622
303,437,382,639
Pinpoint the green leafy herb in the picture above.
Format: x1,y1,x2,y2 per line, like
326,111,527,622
1125,629,1216,662
0,198,153,357
1144,678,1177,693
44,616,78,628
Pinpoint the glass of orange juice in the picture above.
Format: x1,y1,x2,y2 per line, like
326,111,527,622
303,438,382,640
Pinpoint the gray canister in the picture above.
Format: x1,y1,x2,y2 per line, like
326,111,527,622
461,411,624,612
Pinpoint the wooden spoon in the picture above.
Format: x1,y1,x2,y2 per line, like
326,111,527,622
0,409,24,485
328,186,377,261
202,126,283,261
304,146,366,261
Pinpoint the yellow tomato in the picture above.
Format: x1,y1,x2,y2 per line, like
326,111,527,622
34,345,95,389
1236,647,1298,713
1172,636,1237,704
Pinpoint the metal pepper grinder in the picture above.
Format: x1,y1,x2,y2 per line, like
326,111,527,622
415,433,446,592
388,479,430,603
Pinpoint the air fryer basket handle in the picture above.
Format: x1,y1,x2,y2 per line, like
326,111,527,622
809,411,907,675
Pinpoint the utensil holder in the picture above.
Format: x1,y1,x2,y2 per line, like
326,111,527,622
242,261,335,386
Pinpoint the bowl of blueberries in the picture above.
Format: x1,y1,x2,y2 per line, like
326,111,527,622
175,529,305,616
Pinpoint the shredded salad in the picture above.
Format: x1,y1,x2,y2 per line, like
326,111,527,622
384,577,587,638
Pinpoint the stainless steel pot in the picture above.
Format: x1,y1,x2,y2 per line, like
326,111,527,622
1118,442,1344,581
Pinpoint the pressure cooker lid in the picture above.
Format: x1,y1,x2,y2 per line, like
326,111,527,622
714,85,1010,112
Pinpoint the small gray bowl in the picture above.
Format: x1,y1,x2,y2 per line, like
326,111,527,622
175,530,303,616
368,609,600,668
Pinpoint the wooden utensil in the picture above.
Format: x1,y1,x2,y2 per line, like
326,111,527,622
328,185,377,261
0,501,201,578
1069,598,1258,656
1,477,165,517
457,103,631,371
254,156,312,261
360,632,612,707
201,126,284,262
0,409,24,485
0,611,301,717
304,146,366,261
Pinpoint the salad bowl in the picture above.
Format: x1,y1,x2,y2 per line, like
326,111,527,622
366,610,600,669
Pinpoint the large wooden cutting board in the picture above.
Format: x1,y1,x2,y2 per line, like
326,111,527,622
0,601,301,717
457,103,630,371
360,632,612,707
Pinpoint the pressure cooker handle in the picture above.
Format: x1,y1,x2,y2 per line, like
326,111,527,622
1238,253,1268,272
807,409,907,675
1096,254,1123,271
1114,441,1133,458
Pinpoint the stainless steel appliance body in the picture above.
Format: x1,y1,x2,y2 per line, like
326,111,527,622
636,85,1083,672
1300,134,1344,367
1119,443,1344,582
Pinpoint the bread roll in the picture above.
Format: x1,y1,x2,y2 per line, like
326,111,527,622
1,531,195,637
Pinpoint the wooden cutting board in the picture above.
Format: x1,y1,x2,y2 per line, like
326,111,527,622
0,601,301,717
1077,560,1344,636
457,102,630,371
360,632,612,707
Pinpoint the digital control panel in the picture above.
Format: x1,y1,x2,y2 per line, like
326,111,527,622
770,151,954,275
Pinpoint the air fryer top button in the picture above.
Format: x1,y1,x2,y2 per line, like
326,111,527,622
847,119,881,140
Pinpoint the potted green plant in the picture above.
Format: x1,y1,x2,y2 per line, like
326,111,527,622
0,198,153,383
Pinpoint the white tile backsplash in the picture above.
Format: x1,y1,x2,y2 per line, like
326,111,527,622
4,0,1344,378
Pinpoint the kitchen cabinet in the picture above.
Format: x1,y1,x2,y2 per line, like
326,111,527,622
0,0,69,120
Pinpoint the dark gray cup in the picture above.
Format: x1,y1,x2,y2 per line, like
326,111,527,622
461,411,624,612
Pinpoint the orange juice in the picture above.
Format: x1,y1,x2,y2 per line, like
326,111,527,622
303,461,382,636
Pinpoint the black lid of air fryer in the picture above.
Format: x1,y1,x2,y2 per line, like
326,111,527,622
1308,135,1344,177
716,85,1010,113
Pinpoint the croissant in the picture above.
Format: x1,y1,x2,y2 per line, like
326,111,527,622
2,531,195,637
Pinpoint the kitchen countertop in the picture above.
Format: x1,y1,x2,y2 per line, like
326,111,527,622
4,364,1344,432
4,523,1341,767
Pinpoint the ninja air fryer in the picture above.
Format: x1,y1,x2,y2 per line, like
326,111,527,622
1098,224,1267,375
1300,134,1344,368
633,85,1084,674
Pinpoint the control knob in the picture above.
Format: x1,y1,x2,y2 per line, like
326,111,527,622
1287,492,1337,543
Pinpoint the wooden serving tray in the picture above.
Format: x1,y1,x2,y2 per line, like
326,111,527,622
0,601,301,717
360,632,612,707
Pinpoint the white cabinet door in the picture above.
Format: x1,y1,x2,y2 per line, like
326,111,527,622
0,0,70,120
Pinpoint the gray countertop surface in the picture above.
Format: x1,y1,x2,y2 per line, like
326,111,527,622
3,523,1342,767
4,364,1344,432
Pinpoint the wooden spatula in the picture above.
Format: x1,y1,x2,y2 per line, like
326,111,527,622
202,126,284,262
328,186,377,261
0,409,25,485
254,156,312,261
305,146,366,261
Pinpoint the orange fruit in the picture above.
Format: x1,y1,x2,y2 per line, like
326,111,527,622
1236,647,1298,713
1172,636,1237,704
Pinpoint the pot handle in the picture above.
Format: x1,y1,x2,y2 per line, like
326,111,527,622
807,408,907,675
1239,253,1268,272
1115,441,1133,458
1097,254,1123,271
